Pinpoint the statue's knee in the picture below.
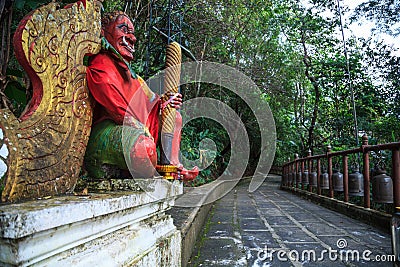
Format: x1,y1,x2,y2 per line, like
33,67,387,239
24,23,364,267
130,135,157,177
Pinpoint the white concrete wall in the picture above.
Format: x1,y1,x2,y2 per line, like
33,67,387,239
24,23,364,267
0,179,182,267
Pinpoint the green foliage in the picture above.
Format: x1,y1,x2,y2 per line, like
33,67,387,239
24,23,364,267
102,0,124,12
14,0,49,10
4,69,27,117
180,118,229,186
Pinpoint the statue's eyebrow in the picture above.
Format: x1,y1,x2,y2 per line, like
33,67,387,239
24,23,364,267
117,23,126,28
117,23,129,29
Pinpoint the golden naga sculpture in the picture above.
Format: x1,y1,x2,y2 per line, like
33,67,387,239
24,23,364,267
0,0,102,202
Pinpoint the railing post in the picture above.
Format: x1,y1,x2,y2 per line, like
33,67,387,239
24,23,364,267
290,157,294,187
362,134,370,208
286,163,289,187
317,158,321,195
343,155,349,203
284,158,288,187
327,145,333,198
286,164,289,187
287,164,290,187
289,159,294,187
393,148,400,207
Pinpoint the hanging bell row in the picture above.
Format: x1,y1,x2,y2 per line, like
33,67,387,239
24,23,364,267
284,160,394,204
317,168,362,195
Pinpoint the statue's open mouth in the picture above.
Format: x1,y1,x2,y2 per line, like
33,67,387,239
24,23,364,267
122,36,135,54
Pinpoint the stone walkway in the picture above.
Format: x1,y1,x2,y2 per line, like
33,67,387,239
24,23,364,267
188,175,393,266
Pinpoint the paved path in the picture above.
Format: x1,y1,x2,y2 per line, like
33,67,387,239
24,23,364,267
188,175,392,266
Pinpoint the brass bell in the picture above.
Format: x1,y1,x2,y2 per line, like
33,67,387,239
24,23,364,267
297,171,302,184
372,168,393,203
302,169,309,185
332,169,344,192
349,168,364,196
320,169,329,189
309,171,318,187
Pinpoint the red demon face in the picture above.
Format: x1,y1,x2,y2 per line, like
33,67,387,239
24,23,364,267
103,15,137,62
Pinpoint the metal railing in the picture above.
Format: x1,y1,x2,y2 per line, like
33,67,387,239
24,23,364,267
281,134,400,212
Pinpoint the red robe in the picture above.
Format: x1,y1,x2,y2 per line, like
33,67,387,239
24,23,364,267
86,51,160,143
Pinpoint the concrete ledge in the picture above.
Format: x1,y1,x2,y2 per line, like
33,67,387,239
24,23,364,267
281,186,391,233
0,179,182,266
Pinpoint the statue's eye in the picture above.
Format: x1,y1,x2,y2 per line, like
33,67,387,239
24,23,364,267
117,24,133,34
119,25,128,33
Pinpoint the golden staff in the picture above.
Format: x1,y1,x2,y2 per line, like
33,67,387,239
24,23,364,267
157,42,181,179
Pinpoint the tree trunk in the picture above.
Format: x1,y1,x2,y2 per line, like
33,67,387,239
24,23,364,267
301,29,320,153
